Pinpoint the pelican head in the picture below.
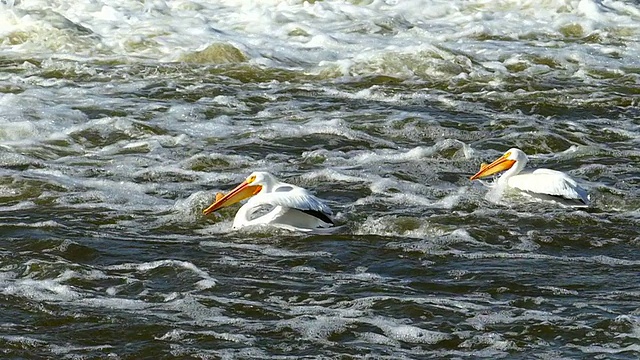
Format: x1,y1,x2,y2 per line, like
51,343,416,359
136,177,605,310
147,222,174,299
470,148,527,180
203,172,276,215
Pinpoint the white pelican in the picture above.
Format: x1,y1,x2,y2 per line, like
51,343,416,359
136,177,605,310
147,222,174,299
470,148,589,207
203,171,335,231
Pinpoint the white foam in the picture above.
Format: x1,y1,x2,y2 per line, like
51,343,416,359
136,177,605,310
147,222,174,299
0,220,62,228
458,332,520,355
200,240,332,258
166,190,215,224
366,317,452,345
257,117,397,149
107,259,217,286
613,315,640,341
0,335,47,347
284,315,352,343
0,90,87,144
2,0,635,79
49,344,114,356
4,278,81,302
55,268,110,282
79,297,152,310
433,186,468,209
354,215,437,239
156,328,255,344
570,343,640,355
357,215,485,248
538,286,579,296
457,251,640,266
310,139,473,168
357,331,401,347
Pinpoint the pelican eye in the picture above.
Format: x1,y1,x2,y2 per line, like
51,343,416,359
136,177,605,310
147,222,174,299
247,175,256,183
504,151,512,158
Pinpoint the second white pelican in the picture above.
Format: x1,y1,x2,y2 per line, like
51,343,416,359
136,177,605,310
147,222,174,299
470,148,589,207
203,171,335,231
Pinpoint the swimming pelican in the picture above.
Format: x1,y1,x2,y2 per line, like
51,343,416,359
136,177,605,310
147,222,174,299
203,171,335,231
470,148,589,207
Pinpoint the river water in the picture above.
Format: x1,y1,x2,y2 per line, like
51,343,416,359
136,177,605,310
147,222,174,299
1,0,640,358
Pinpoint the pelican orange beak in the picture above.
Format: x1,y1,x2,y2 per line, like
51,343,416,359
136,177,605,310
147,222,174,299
203,179,262,215
470,152,516,180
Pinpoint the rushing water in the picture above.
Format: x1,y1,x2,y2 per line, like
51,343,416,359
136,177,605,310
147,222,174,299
1,0,640,358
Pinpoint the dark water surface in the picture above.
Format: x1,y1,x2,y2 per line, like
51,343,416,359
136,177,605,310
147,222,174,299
0,58,638,359
1,0,640,357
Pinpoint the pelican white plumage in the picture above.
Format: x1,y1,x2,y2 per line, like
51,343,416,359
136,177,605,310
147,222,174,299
203,171,335,231
470,148,589,207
